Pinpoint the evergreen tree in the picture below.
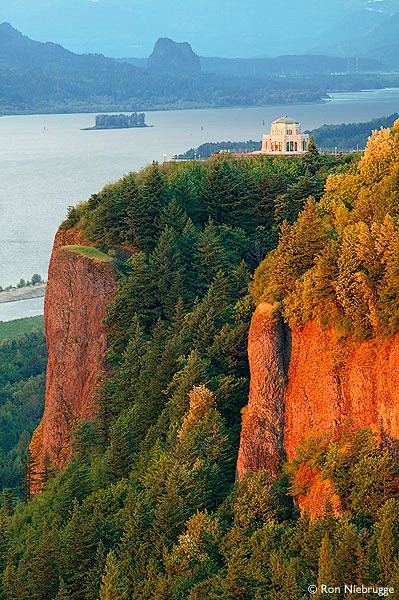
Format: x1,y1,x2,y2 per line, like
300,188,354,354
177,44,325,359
317,534,335,598
302,136,322,176
99,551,128,600
129,162,169,251
55,578,71,600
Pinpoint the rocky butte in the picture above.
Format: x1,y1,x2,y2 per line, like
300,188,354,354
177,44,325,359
148,37,201,75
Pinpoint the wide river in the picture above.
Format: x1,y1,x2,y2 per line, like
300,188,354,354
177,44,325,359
1,87,399,321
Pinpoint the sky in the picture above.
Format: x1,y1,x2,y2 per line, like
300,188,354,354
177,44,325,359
0,0,397,58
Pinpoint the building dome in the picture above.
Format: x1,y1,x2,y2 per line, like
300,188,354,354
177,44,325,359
273,116,299,124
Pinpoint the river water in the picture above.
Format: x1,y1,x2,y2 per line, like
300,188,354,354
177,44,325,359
1,88,399,321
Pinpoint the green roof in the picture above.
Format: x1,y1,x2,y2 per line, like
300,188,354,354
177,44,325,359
273,116,299,124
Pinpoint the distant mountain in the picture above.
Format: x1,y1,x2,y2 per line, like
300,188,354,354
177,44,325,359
308,8,388,56
148,38,201,74
357,11,399,68
1,0,398,58
311,8,399,69
0,25,333,114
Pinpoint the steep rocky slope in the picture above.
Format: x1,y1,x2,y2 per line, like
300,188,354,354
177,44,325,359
29,229,117,489
237,302,399,479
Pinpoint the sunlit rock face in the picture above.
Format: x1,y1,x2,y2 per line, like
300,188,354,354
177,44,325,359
29,229,117,493
237,302,399,514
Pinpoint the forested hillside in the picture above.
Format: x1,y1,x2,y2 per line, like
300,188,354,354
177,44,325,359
0,318,46,493
310,113,399,151
1,22,399,114
2,135,399,598
0,23,325,114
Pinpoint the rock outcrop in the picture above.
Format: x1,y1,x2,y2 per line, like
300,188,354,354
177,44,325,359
236,303,289,479
148,37,201,75
237,302,399,485
29,229,117,490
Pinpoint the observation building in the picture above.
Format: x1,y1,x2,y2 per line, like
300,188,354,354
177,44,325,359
261,116,310,155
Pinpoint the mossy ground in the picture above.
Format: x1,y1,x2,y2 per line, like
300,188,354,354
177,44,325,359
62,245,112,262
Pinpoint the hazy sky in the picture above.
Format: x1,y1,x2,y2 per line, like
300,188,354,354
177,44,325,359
0,0,397,57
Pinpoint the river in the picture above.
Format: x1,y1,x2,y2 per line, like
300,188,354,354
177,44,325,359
1,87,399,321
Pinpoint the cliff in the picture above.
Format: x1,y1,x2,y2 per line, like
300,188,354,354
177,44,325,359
237,302,399,511
236,303,289,479
29,229,117,490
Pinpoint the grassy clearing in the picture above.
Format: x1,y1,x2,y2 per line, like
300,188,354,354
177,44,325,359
62,245,112,262
0,315,44,342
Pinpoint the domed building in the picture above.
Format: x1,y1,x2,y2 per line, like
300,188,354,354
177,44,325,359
261,116,310,155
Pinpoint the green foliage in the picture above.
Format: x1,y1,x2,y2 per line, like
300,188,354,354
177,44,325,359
311,113,399,151
176,140,262,160
0,327,46,494
3,145,396,598
0,315,43,343
252,120,399,338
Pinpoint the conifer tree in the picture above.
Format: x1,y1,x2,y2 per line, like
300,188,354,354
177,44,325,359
149,226,184,320
317,534,336,597
62,500,97,599
55,577,70,600
99,551,128,600
302,136,322,176
129,161,169,251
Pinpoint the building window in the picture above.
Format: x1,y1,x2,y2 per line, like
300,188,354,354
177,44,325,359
294,141,298,151
302,140,307,151
287,129,293,135
286,142,290,152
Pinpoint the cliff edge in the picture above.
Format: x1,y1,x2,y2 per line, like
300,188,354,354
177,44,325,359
29,229,117,490
237,302,399,477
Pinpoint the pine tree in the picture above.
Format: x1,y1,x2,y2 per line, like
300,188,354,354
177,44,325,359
84,541,107,600
334,522,363,586
62,500,97,599
375,499,399,584
317,534,335,594
129,162,169,251
149,226,184,321
156,199,190,233
302,136,322,176
196,222,228,291
55,577,71,600
99,551,128,600
201,156,254,230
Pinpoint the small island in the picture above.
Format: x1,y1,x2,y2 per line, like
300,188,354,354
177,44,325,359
83,112,150,130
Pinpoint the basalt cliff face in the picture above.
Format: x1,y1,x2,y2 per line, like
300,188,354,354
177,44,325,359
29,229,117,489
237,303,399,510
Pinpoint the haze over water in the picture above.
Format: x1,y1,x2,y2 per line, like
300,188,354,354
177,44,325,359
1,87,399,320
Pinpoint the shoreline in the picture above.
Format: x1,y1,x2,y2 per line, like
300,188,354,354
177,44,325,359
0,284,46,304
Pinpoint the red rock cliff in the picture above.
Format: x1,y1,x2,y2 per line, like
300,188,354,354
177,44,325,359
237,302,399,479
30,229,117,488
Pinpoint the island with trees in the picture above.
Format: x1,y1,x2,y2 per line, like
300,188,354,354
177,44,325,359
83,112,149,130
